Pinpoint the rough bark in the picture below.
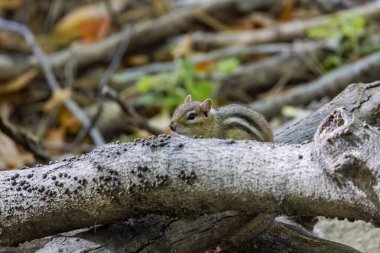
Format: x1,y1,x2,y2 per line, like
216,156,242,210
29,214,360,253
275,81,380,144
1,82,380,246
34,212,254,253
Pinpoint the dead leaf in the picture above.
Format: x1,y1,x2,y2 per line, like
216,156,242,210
43,88,72,113
53,4,110,45
51,0,129,46
0,131,34,169
43,128,66,156
59,107,81,134
0,68,39,95
279,0,295,21
195,61,215,73
126,55,149,66
149,0,170,15
0,30,27,51
239,12,275,29
172,33,193,59
0,0,21,9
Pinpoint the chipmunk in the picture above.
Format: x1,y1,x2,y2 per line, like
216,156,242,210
169,95,273,142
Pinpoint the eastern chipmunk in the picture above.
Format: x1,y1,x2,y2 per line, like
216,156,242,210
170,95,273,142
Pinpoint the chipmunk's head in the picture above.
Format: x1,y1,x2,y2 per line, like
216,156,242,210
170,95,214,137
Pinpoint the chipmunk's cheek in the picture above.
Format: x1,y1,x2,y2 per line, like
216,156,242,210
175,125,187,135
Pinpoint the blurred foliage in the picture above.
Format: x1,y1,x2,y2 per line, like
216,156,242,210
134,58,240,112
308,14,367,70
214,57,240,74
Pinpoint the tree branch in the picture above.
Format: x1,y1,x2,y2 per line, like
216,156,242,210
1,86,380,245
191,1,380,48
275,81,380,143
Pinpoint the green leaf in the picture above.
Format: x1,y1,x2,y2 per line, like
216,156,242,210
188,80,214,100
323,55,342,70
137,93,163,106
135,76,155,92
215,57,240,74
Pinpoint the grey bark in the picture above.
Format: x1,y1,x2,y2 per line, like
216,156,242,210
30,213,360,253
1,82,380,247
275,81,380,144
34,212,254,253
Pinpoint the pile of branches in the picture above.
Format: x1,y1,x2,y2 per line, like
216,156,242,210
1,0,380,163
1,1,380,252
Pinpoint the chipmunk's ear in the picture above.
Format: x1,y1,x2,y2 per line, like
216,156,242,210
185,95,192,103
200,99,212,114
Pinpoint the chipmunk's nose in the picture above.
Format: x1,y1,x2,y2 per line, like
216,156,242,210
170,121,176,131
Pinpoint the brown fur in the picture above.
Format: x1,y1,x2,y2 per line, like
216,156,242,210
170,97,273,142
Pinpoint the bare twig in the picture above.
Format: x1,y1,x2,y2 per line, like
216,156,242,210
111,42,293,84
104,86,161,135
250,50,380,118
0,0,276,80
0,18,105,146
191,1,380,48
69,26,133,150
102,0,123,30
0,105,50,162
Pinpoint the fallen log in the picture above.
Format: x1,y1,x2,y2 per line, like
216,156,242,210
1,83,380,246
31,213,360,253
275,81,380,144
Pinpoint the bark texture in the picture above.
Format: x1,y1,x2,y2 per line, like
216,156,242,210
1,90,380,246
275,81,380,143
1,82,379,252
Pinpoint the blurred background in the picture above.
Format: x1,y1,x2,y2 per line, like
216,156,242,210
0,0,380,251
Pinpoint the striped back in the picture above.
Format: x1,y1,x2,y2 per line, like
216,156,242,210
217,105,273,142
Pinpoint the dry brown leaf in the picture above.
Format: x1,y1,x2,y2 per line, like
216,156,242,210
51,0,128,46
0,30,27,51
58,107,81,134
54,5,110,44
195,61,215,73
279,0,295,21
0,68,39,95
43,127,66,156
239,12,275,30
172,33,193,59
43,88,72,113
0,131,34,169
126,55,149,66
0,0,21,9
149,0,170,15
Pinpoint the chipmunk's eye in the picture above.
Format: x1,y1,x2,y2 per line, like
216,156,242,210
187,113,196,120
